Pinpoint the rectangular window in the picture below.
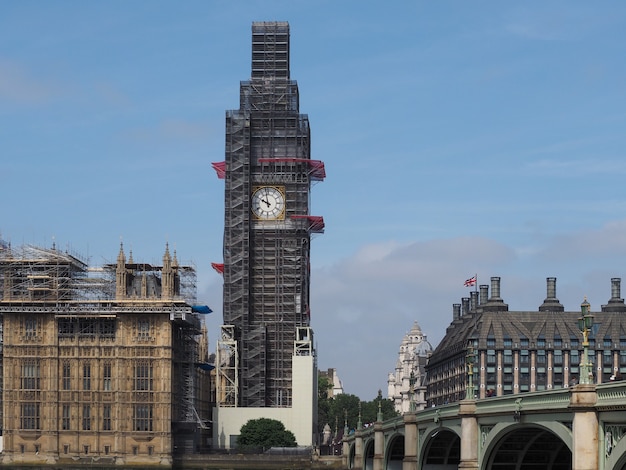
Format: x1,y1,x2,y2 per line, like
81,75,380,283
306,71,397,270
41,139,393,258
21,403,40,430
138,319,150,339
537,337,546,348
134,404,153,431
83,363,91,390
487,349,496,364
503,350,513,365
487,337,496,348
103,404,112,431
58,319,75,336
62,362,71,390
64,445,69,455
554,350,563,365
100,319,116,337
104,445,110,455
554,337,562,347
82,405,91,431
520,338,529,348
62,405,70,430
537,350,546,365
22,360,40,390
103,363,112,391
135,362,153,391
503,338,512,348
519,350,529,364
25,317,37,338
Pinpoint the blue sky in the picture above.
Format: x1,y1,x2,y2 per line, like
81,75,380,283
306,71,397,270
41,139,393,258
2,2,626,398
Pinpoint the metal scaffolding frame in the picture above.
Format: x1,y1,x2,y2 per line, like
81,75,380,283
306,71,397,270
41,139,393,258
0,240,209,438
218,22,324,408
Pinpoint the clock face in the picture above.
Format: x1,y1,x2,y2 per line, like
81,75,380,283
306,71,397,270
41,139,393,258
251,186,285,220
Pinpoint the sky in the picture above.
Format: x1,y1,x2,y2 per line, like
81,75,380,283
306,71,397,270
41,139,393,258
2,1,626,399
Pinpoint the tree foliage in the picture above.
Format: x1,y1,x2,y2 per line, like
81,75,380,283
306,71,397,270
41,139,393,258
317,379,398,435
238,418,297,449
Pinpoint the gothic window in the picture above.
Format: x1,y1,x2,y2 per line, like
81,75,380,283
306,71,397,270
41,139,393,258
21,360,40,390
62,362,71,390
137,319,150,340
134,361,153,391
82,405,91,431
100,319,116,338
102,404,112,431
62,405,70,430
83,363,91,390
134,404,153,431
21,403,40,430
24,317,37,338
58,319,75,336
103,363,112,391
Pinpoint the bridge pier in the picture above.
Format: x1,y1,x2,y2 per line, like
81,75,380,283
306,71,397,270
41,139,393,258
458,399,478,470
402,412,418,470
373,421,384,470
571,384,598,470
353,428,364,470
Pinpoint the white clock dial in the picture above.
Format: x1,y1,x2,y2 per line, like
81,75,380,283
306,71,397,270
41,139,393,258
251,186,285,220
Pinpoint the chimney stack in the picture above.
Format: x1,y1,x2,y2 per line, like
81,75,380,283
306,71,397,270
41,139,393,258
602,277,626,312
461,297,470,316
482,276,508,311
479,285,489,305
539,277,564,312
453,303,461,321
470,291,479,312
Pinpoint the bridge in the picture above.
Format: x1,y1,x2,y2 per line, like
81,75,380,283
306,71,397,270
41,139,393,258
342,382,626,470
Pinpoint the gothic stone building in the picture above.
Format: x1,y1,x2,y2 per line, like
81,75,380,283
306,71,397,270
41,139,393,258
426,276,626,406
0,241,211,466
387,321,433,413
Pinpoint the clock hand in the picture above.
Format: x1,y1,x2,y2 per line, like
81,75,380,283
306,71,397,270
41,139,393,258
261,198,271,207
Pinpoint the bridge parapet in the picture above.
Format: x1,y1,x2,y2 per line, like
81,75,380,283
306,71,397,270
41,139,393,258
475,388,571,416
597,381,626,409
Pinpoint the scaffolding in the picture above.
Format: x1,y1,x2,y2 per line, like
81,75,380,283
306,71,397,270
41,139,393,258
217,22,324,408
0,239,210,445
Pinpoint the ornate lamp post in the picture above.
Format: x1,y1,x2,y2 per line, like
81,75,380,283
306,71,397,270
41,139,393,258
466,342,476,399
578,297,594,385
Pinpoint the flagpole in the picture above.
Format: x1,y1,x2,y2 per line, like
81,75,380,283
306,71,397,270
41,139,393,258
475,273,478,293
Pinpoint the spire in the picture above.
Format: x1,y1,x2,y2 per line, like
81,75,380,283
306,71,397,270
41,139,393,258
117,242,126,265
115,242,127,300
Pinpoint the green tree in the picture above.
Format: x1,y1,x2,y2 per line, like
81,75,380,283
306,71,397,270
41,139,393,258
238,418,297,450
317,384,399,436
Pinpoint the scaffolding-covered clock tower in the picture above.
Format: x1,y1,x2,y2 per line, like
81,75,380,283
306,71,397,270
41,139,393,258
212,22,325,447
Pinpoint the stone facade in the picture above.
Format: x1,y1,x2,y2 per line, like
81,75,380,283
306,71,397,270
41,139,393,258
0,242,211,466
387,321,432,413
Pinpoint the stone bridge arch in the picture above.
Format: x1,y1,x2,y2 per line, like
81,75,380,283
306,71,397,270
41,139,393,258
480,422,572,470
606,426,626,470
363,437,375,470
384,431,404,470
419,426,461,469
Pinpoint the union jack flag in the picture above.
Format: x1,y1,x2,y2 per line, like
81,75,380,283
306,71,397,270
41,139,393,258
464,275,477,287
